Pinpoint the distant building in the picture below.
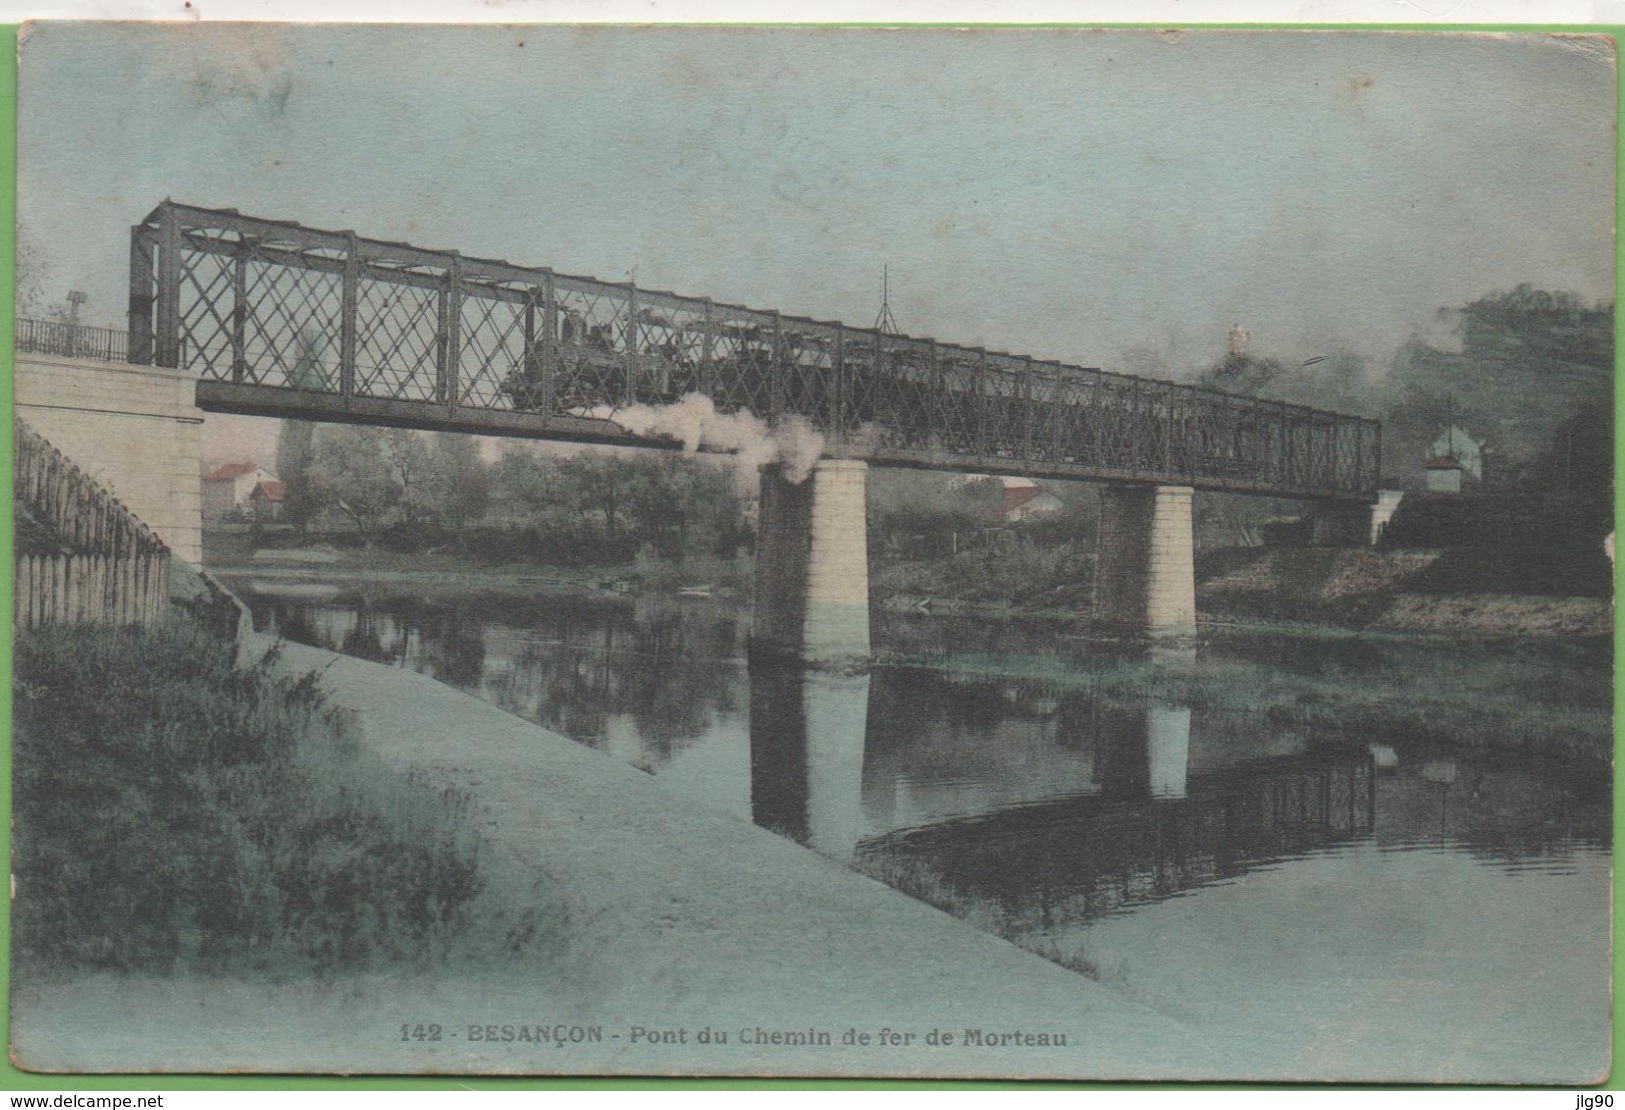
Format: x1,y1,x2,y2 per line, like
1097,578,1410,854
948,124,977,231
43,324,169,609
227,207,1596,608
995,484,1064,523
1430,426,1486,481
250,480,287,521
953,474,1065,523
1425,457,1464,495
203,461,278,521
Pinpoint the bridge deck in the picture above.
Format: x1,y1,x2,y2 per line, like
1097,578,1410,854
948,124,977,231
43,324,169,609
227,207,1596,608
130,202,1380,501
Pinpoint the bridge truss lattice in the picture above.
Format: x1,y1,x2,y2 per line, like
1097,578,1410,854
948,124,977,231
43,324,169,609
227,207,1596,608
130,202,1380,500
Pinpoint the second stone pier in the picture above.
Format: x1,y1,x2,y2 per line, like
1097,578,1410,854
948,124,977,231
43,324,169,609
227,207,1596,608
752,458,871,665
1093,484,1197,637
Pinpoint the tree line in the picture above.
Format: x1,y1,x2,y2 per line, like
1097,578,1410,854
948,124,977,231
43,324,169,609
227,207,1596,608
276,424,491,541
1198,284,1612,499
275,424,749,566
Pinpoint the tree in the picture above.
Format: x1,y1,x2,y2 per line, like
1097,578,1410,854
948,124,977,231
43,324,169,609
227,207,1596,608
557,452,631,544
430,434,491,535
487,446,745,565
868,471,1003,553
272,332,330,537
620,454,744,560
1198,350,1287,397
490,445,567,560
287,328,331,391
15,230,90,327
382,429,434,529
275,420,319,537
15,229,50,319
306,425,402,545
1276,353,1376,417
492,445,563,517
1381,286,1612,488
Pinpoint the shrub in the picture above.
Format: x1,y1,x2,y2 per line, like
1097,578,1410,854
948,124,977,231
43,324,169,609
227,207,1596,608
13,614,492,979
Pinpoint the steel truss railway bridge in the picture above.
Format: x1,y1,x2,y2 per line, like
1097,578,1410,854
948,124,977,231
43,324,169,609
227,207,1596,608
122,200,1383,660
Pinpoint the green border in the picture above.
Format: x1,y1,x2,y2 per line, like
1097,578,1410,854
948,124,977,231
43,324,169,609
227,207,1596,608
0,20,1617,1094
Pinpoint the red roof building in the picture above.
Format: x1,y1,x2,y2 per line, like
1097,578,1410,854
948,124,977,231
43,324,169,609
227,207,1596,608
994,483,1063,522
203,461,263,483
249,479,287,520
203,461,279,521
996,485,1045,517
253,480,287,503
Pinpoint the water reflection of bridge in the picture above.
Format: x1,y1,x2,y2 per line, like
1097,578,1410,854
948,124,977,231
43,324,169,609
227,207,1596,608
858,749,1375,921
749,658,1374,919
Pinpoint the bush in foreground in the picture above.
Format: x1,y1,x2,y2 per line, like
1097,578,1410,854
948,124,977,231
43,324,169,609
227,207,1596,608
13,614,493,979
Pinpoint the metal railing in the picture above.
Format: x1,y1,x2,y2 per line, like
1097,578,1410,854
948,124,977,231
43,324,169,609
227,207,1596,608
127,201,1381,500
17,318,129,362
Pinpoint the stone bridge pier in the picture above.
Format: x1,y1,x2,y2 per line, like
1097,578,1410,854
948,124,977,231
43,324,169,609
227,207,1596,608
1093,484,1197,638
752,459,872,665
749,663,872,859
1307,499,1383,546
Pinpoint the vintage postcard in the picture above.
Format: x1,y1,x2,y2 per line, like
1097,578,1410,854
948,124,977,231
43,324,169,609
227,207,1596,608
8,24,1614,1082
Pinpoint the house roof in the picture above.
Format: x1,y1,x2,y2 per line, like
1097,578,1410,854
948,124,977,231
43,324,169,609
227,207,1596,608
996,485,1047,517
1425,457,1465,471
253,480,287,502
204,461,263,482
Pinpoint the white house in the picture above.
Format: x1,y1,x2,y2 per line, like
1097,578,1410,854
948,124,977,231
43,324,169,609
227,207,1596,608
1430,426,1486,481
1425,456,1464,495
203,461,279,521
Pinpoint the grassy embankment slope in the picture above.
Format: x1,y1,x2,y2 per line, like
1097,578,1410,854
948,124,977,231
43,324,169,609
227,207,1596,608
10,610,554,991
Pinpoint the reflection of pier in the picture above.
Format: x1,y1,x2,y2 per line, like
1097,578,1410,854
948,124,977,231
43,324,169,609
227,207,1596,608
857,748,1375,921
1103,644,1195,801
746,652,1202,860
749,663,872,859
743,650,1376,924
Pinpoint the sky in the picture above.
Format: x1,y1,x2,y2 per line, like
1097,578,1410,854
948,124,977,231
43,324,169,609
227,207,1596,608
15,25,1617,465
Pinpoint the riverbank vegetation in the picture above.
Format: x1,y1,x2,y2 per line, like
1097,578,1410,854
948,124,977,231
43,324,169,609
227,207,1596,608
876,620,1613,768
12,613,544,982
262,425,750,566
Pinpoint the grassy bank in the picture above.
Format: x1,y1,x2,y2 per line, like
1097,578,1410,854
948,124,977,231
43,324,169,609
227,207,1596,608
213,526,1612,636
12,613,546,981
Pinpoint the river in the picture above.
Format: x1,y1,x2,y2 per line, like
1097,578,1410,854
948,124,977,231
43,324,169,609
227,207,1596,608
223,576,1613,1078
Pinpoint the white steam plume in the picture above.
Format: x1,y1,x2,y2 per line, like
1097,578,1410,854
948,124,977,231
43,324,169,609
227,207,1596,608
576,393,826,491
